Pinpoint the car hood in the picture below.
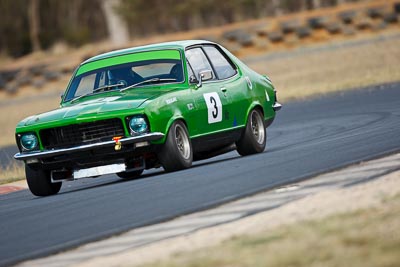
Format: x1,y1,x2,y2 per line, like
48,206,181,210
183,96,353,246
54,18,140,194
21,88,176,127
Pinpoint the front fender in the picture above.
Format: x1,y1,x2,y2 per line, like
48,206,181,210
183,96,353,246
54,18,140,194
149,111,185,145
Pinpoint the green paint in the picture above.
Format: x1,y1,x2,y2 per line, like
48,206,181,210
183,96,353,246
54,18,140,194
76,50,181,76
16,41,278,179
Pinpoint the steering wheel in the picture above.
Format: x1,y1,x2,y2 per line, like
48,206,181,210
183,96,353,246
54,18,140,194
117,79,128,88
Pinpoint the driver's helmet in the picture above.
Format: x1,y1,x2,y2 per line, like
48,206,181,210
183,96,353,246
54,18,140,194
108,67,136,86
169,63,183,82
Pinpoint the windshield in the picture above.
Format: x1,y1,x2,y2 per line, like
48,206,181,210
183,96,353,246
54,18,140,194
64,49,184,102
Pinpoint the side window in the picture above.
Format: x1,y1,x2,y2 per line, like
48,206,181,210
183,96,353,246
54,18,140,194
203,46,237,80
185,47,215,80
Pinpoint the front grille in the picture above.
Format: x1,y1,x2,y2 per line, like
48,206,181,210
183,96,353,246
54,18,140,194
40,118,125,149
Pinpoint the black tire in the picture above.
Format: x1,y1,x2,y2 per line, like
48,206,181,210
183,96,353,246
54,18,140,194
25,165,62,196
158,121,193,172
236,108,266,156
117,169,144,180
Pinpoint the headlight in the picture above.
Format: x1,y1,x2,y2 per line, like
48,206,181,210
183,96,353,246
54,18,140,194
20,133,39,151
128,116,148,135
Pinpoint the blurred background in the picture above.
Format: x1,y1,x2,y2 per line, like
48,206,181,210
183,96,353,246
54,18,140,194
0,0,400,180
0,0,363,58
1,2,399,266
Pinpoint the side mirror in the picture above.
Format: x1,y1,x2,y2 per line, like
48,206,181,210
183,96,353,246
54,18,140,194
197,69,213,88
59,93,64,105
189,75,198,84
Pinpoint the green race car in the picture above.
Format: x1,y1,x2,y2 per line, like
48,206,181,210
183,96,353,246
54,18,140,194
14,40,281,196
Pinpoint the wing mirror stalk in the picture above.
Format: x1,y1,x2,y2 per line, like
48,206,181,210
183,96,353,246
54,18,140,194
191,69,213,88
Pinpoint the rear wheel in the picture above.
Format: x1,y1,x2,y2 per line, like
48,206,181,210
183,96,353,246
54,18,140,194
158,121,193,172
25,165,62,196
236,108,266,156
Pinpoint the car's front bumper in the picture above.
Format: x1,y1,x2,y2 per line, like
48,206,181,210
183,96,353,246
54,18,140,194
14,132,164,161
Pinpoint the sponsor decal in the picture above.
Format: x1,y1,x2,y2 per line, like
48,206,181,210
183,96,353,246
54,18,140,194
265,90,270,102
165,97,177,105
245,76,253,90
187,103,194,110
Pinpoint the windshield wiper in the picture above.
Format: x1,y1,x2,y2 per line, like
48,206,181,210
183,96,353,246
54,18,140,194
69,83,124,103
93,82,125,93
120,78,177,92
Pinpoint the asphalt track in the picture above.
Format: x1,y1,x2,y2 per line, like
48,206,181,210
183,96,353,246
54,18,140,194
1,83,399,266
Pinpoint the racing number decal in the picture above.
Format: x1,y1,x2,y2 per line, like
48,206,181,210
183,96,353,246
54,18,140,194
203,92,222,123
210,96,218,118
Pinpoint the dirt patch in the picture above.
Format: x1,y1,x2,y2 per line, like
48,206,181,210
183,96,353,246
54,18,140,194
74,170,400,267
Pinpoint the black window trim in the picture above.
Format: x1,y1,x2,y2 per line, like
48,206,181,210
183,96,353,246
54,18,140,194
63,48,186,103
185,46,217,82
202,44,238,80
185,44,238,83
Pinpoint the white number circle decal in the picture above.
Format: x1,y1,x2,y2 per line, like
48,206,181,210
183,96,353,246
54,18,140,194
203,92,223,124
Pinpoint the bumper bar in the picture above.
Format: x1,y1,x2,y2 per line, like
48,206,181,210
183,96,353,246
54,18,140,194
273,102,282,111
14,132,164,161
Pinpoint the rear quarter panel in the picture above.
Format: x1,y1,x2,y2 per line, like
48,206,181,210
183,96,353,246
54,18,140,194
222,47,276,123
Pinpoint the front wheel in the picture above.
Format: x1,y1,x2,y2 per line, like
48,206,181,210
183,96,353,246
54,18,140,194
25,165,62,196
158,121,193,172
236,108,266,156
117,169,144,180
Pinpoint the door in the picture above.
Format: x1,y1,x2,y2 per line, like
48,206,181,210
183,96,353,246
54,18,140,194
185,47,233,137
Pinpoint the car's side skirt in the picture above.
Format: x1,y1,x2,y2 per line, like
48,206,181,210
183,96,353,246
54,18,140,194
192,128,242,154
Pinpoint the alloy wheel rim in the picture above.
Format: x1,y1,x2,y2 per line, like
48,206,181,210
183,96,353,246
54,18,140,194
250,111,265,144
175,124,190,159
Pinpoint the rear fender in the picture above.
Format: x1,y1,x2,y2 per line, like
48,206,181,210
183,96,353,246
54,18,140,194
244,102,264,124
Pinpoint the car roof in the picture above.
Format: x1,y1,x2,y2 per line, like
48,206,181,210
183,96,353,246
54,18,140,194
82,40,215,65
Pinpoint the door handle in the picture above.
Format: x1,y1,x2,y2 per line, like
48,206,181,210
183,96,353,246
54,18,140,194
220,87,227,92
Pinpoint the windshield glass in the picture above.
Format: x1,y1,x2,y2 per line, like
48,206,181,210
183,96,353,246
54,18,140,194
64,49,184,102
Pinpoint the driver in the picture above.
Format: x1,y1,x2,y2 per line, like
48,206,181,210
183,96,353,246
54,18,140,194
109,67,138,86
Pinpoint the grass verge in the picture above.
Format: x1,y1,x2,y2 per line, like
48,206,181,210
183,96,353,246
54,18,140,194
0,96,60,147
140,193,400,267
0,162,25,185
250,32,400,101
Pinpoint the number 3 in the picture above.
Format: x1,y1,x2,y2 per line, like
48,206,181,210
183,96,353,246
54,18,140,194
203,92,222,123
210,96,218,119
